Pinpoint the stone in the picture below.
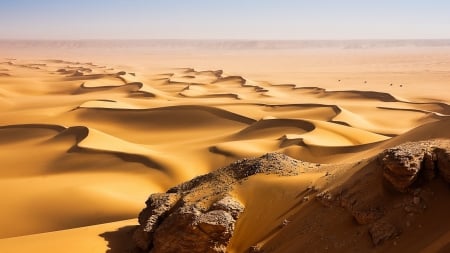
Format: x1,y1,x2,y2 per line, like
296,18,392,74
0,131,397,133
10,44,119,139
369,221,399,246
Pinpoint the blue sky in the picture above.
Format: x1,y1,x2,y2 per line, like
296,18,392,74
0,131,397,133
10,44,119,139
0,0,449,39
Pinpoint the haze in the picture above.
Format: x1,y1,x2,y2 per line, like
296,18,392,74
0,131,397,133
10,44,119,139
0,0,450,40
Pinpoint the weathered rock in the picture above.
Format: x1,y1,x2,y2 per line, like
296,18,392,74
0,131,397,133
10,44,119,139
351,208,384,225
369,221,399,246
435,146,450,183
134,153,302,253
379,140,450,192
151,206,237,253
210,195,245,219
133,193,180,251
379,142,432,192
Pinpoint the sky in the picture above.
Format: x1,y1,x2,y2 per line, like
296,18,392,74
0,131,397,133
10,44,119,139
0,0,449,40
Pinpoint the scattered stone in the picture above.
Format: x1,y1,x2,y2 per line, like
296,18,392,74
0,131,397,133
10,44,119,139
282,219,290,226
316,191,335,207
369,221,399,246
249,245,263,253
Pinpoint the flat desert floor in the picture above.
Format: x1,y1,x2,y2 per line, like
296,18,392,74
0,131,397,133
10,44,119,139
0,40,449,252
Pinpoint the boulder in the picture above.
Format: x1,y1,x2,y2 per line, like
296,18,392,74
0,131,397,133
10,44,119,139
134,153,301,253
379,142,433,192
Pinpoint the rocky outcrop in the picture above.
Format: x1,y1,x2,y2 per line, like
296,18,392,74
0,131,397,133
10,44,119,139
133,153,302,253
435,144,450,183
133,141,450,252
379,140,450,192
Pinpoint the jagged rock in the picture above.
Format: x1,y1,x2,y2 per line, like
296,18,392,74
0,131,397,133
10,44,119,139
210,196,245,219
134,153,302,253
379,142,433,192
379,140,450,192
151,206,236,253
133,193,180,251
435,146,450,183
368,221,399,246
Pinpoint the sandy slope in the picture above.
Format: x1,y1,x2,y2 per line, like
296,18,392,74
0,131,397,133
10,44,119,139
0,42,449,252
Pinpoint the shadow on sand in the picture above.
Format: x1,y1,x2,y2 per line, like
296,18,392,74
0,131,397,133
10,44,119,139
99,225,139,253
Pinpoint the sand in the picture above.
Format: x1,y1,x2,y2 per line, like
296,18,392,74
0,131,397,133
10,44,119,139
0,40,449,252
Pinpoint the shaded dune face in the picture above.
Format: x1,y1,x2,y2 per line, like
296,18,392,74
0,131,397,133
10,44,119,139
0,57,448,253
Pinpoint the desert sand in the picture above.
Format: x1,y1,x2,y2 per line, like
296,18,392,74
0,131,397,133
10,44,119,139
0,40,449,252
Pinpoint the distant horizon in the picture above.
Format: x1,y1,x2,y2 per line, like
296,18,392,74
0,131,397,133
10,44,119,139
1,38,450,41
2,38,450,51
1,1,449,40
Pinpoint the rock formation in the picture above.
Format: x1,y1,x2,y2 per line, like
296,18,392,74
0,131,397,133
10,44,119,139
133,153,302,253
133,140,450,251
379,140,450,192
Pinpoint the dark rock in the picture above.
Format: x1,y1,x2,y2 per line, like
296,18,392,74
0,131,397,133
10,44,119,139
369,221,399,246
379,142,432,192
133,193,180,251
378,140,450,192
352,208,384,225
435,146,450,183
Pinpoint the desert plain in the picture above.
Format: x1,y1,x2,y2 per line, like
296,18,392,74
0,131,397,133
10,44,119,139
0,40,449,252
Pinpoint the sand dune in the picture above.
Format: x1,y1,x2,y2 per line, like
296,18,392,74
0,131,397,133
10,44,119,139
0,44,449,253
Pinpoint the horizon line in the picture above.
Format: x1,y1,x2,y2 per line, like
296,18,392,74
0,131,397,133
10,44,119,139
1,38,450,42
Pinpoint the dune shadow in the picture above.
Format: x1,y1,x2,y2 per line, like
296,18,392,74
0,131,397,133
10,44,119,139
99,225,139,253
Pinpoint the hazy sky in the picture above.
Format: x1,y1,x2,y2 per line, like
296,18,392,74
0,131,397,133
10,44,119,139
0,0,449,40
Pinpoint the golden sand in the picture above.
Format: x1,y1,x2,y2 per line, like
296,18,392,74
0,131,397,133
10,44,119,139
0,41,449,252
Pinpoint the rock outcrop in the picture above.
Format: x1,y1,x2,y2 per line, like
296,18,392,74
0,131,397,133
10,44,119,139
435,144,450,182
133,141,450,252
133,153,302,253
379,140,450,192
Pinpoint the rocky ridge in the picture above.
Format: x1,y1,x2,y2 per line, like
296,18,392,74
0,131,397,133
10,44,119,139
133,140,450,252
